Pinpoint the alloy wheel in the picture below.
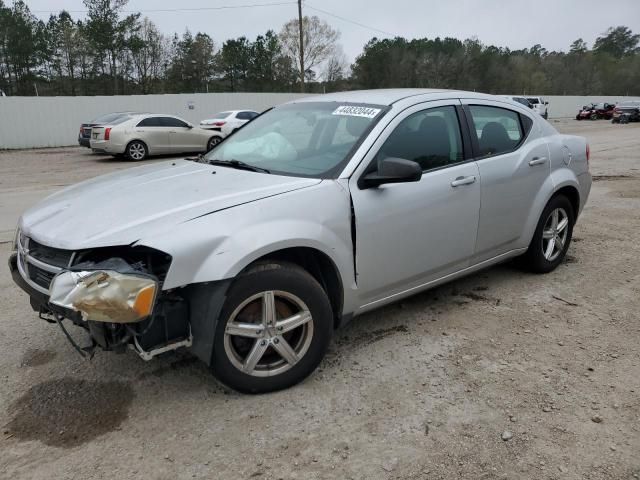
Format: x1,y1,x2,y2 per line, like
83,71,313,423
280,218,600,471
208,137,222,151
542,207,569,261
223,290,314,377
128,142,146,160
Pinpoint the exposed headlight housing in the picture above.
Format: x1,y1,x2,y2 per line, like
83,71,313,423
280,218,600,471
49,270,158,323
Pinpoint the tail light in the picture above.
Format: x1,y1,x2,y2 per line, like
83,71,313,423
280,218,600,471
213,121,226,127
104,127,112,140
586,144,590,166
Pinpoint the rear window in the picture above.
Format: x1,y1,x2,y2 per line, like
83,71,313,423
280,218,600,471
213,111,232,119
527,98,540,105
92,112,128,123
469,105,524,157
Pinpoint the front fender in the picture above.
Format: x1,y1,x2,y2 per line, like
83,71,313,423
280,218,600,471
140,181,354,293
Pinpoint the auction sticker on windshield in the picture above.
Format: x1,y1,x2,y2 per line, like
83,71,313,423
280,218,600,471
332,105,381,118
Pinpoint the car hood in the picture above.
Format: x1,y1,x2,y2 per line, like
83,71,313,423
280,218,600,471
20,160,321,250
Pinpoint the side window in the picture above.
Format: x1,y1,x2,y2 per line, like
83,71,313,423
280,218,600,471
137,117,162,127
236,111,250,120
161,117,189,128
377,105,464,171
247,112,259,119
469,105,523,157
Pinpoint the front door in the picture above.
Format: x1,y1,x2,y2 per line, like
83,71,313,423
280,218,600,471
348,102,481,307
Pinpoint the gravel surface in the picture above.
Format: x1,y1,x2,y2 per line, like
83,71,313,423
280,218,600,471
1,120,639,479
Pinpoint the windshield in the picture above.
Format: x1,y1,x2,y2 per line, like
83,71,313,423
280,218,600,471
205,102,386,178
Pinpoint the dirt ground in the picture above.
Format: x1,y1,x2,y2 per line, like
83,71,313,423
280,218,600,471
0,120,639,480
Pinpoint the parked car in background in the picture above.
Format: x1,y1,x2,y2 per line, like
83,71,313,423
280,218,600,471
503,96,533,109
526,97,549,119
576,103,615,120
611,101,640,123
78,112,138,147
90,113,224,160
200,110,260,137
10,89,591,393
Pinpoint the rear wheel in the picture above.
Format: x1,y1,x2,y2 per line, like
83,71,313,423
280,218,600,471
211,262,333,393
590,113,598,120
126,140,148,161
207,136,222,151
521,195,574,273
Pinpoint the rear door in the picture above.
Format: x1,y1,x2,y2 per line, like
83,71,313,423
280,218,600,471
135,117,171,154
463,101,550,262
163,116,201,152
348,101,481,307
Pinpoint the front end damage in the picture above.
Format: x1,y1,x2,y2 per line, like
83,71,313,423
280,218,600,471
8,236,215,362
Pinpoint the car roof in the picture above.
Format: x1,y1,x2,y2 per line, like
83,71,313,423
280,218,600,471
288,88,524,106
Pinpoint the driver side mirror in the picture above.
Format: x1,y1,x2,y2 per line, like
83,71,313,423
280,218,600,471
358,157,422,189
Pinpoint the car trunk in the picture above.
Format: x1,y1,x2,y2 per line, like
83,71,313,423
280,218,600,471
80,124,93,138
91,126,106,141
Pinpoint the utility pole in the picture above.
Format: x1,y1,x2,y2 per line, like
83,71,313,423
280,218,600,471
298,0,304,92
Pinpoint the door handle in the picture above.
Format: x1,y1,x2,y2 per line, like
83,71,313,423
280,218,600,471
528,156,548,166
451,175,476,187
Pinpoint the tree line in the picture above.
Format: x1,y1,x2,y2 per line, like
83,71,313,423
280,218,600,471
1,0,638,97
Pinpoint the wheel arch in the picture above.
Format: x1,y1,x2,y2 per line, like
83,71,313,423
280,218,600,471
238,246,345,329
125,138,149,156
520,173,580,248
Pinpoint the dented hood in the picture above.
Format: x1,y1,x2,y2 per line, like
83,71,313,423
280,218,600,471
20,160,320,249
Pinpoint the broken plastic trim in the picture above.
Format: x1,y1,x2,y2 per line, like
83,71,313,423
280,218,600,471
131,325,193,361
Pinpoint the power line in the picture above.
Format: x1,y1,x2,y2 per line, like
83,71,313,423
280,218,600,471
304,3,396,38
31,1,297,14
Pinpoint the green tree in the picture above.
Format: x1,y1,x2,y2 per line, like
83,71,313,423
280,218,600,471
83,0,140,94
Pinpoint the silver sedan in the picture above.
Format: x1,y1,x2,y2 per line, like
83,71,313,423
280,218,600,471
11,89,591,393
90,113,224,160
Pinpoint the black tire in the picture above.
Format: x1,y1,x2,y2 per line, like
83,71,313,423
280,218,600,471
521,195,575,273
125,140,148,161
207,136,222,151
590,113,598,120
211,262,333,394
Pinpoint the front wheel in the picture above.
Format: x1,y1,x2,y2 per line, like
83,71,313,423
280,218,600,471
521,195,574,273
590,113,598,120
211,262,333,393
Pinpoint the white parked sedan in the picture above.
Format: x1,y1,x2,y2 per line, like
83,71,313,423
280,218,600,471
200,110,260,137
90,113,224,160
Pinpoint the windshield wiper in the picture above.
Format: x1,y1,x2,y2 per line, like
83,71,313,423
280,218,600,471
207,159,271,174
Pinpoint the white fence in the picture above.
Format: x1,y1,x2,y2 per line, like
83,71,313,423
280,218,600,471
1,93,639,150
0,92,309,150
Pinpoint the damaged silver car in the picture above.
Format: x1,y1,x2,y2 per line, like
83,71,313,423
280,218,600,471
9,89,591,393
